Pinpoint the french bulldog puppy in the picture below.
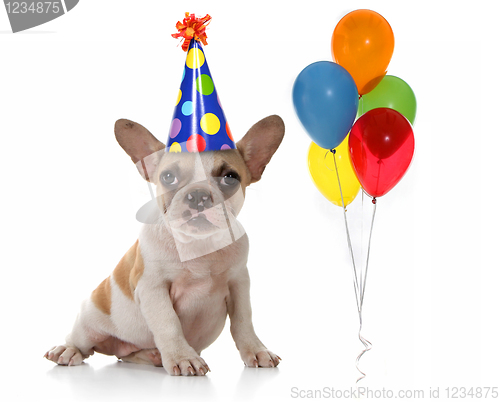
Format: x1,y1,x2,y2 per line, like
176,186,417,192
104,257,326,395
44,115,285,376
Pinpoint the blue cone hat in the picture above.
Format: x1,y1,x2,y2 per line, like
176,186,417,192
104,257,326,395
166,39,235,153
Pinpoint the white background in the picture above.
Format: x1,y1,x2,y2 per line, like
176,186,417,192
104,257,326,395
1,0,499,400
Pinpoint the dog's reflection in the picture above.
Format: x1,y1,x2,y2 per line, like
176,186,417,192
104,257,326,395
233,366,281,400
46,360,216,401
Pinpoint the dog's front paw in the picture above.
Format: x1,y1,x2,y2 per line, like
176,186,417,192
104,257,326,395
161,347,210,376
240,348,281,368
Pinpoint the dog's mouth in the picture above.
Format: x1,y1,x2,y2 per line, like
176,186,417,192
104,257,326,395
173,211,221,239
185,213,216,230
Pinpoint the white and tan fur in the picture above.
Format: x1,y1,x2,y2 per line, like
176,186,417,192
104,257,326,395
45,115,285,376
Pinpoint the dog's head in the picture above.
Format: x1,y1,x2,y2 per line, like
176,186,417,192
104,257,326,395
115,116,284,246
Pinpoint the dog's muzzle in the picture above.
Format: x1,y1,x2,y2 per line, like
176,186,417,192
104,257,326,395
185,188,214,212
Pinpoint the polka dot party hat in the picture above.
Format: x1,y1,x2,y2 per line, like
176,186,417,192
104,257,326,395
168,13,235,153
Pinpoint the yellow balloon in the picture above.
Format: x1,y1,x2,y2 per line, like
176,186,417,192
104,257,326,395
307,136,361,207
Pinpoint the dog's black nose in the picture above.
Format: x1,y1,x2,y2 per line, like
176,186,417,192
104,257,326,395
185,189,213,212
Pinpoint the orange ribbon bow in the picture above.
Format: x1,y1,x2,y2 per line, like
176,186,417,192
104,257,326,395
172,13,212,52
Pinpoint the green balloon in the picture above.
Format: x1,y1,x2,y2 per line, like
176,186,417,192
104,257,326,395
357,75,417,125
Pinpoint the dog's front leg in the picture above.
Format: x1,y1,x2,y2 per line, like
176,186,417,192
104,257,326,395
136,280,209,376
227,268,281,368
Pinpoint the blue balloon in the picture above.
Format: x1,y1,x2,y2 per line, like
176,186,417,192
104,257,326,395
293,61,359,150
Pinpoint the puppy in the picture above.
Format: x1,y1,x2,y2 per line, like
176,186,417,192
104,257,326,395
45,115,285,376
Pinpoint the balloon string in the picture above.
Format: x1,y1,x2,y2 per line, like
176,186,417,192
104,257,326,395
361,198,377,308
331,149,360,311
331,149,376,383
361,191,364,299
355,310,373,383
355,198,377,383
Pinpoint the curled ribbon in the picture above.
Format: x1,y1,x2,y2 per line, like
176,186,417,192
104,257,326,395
172,12,212,52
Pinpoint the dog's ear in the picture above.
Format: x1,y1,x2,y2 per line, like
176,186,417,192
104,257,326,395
115,119,165,182
236,115,285,183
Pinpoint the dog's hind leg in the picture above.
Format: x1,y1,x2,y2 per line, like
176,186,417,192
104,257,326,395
119,349,163,367
45,297,115,366
44,345,87,366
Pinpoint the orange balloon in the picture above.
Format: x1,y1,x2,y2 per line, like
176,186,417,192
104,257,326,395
332,10,394,95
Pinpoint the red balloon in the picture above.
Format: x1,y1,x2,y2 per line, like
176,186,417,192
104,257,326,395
349,108,414,198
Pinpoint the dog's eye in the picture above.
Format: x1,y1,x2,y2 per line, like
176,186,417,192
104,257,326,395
160,171,178,186
220,172,240,187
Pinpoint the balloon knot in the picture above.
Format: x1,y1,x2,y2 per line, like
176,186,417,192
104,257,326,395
372,197,377,205
331,149,336,154
172,12,212,52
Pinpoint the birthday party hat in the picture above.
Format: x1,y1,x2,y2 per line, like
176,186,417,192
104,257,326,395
167,13,235,153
